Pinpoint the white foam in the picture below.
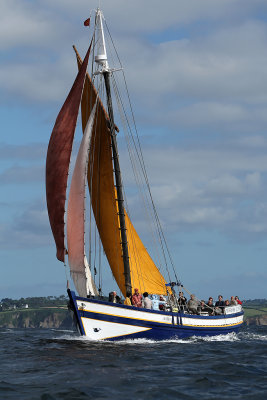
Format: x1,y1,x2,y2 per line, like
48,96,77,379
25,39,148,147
239,332,267,341
52,333,192,344
53,334,89,341
196,332,239,342
53,330,267,344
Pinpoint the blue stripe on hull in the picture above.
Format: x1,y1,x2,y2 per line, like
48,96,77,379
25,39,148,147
79,308,243,329
68,290,243,341
75,294,243,320
106,324,242,342
79,310,242,341
67,289,85,335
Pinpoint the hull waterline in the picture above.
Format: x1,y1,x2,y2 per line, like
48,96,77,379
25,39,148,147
68,290,244,341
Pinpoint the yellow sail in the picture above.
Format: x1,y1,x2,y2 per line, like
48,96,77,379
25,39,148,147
74,47,167,297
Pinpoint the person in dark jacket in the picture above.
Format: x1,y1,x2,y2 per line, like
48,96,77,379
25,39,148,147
206,297,215,315
177,291,187,311
207,297,214,306
207,297,214,315
109,291,117,303
215,295,225,313
215,295,225,308
197,300,208,314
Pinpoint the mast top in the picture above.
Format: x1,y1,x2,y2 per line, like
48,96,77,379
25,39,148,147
94,8,109,71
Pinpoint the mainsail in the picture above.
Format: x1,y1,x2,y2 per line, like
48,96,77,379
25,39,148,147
74,47,167,296
46,43,92,262
67,102,98,297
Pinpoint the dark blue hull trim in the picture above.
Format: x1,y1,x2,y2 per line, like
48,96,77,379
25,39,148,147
67,289,85,335
68,290,243,341
80,310,242,341
107,324,242,342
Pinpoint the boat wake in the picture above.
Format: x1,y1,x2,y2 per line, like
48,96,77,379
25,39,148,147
53,331,242,344
116,332,240,344
51,329,76,333
195,332,239,342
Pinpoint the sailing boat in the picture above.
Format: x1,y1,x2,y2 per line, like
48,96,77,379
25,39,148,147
46,8,244,341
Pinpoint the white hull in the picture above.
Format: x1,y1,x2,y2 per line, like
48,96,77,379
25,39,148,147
68,290,244,341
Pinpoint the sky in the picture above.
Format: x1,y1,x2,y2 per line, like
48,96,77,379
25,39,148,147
1,0,267,300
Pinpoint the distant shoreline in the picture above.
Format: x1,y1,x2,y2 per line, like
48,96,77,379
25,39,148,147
0,306,266,329
1,296,266,328
0,307,73,329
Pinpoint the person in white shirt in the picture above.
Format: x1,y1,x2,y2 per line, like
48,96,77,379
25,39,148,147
143,292,152,309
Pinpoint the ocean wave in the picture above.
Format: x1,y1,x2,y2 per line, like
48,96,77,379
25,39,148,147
52,333,195,344
194,332,239,342
51,327,267,345
50,328,76,333
52,332,240,344
238,332,267,341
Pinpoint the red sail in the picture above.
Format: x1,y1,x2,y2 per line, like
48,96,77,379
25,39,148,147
46,43,91,262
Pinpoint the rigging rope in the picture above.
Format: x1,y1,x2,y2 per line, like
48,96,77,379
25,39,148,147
105,20,180,286
111,73,168,290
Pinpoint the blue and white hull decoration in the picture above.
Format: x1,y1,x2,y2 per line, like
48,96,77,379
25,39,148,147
68,290,244,341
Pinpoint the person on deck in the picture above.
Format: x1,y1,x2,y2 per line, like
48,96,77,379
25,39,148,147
207,297,214,306
132,288,142,307
214,295,225,314
178,291,187,311
235,296,242,305
215,295,225,310
224,299,230,306
124,292,132,306
108,291,117,303
143,292,152,309
187,294,199,314
198,300,208,314
206,297,215,315
159,295,167,311
230,296,237,306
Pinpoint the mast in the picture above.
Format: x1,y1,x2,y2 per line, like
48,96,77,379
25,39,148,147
94,9,132,294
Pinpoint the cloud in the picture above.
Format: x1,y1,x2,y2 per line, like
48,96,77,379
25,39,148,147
0,144,47,185
0,199,52,249
0,143,46,160
1,0,267,297
1,0,267,113
0,57,75,103
44,0,267,34
237,135,267,148
121,140,267,241
0,165,44,184
0,0,72,50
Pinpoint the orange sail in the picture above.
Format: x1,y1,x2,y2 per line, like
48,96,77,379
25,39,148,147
74,47,167,296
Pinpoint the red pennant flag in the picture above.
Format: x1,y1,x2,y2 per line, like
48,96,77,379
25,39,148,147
84,18,90,27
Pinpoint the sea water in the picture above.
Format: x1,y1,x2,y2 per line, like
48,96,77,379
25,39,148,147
0,325,266,399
